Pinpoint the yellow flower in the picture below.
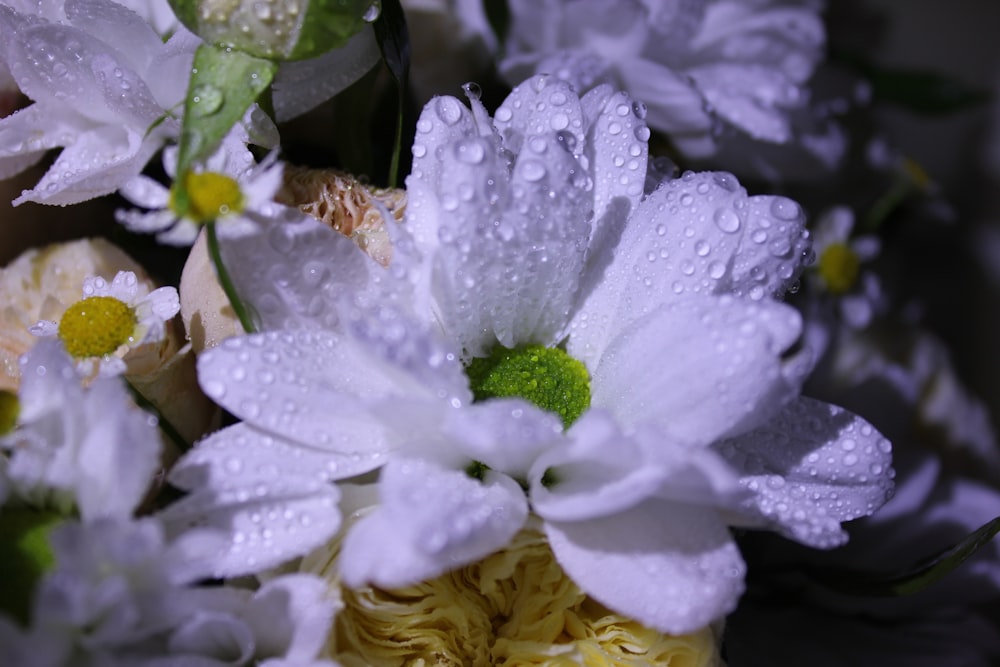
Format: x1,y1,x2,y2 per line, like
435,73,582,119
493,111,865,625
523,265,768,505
302,510,723,667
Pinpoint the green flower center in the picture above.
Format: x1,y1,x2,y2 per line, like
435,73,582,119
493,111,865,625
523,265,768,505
169,171,245,223
58,296,137,358
818,242,860,295
465,344,591,429
0,389,18,436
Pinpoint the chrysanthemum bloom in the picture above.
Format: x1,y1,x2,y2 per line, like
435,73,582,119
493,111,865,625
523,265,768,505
303,490,723,667
499,0,827,160
172,75,893,634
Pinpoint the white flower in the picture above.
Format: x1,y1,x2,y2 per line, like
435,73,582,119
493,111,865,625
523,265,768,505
0,339,161,518
0,0,199,206
499,0,826,159
30,270,180,377
182,76,893,633
116,137,284,246
0,516,341,667
809,205,882,329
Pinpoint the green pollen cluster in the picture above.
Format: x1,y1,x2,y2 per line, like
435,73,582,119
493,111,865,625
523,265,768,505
57,296,137,359
818,242,860,295
465,344,591,429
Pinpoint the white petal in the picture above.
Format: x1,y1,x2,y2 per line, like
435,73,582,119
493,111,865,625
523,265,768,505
617,57,716,156
727,194,810,300
167,611,256,666
688,63,799,143
0,104,85,177
242,574,336,662
569,171,762,365
219,209,383,332
158,470,342,578
545,499,745,634
271,26,381,122
441,399,562,478
118,173,170,209
168,422,381,490
197,328,462,456
64,0,162,74
16,125,159,205
530,411,667,521
716,396,895,548
589,295,803,443
339,458,528,588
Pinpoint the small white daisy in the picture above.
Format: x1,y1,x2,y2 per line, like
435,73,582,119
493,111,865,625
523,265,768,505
116,137,284,246
30,270,179,378
810,205,882,329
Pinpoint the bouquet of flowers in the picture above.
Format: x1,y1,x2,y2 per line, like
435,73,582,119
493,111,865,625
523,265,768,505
1,1,998,665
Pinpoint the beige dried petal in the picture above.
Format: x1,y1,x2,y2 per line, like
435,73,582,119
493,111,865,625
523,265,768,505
301,513,723,667
180,229,245,354
277,165,407,267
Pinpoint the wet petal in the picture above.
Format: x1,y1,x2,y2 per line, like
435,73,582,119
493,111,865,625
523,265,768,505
546,499,745,635
716,396,895,548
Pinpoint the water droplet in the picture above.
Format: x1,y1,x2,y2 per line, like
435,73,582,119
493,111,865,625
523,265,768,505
770,196,800,221
190,83,223,117
608,121,623,135
453,138,485,164
714,207,741,233
435,97,463,125
708,261,726,279
695,240,710,257
519,159,546,182
462,81,482,100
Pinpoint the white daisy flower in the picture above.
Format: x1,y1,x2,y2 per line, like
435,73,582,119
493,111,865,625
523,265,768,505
0,339,161,518
30,270,180,378
175,76,893,633
0,0,199,205
116,138,284,246
809,205,882,329
499,0,827,160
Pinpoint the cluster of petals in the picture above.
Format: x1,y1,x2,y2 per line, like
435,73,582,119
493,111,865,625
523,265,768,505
0,0,201,205
500,0,827,159
169,74,894,634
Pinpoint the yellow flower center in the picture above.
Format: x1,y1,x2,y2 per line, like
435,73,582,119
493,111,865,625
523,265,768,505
0,389,18,436
169,171,245,223
57,296,137,358
817,242,860,295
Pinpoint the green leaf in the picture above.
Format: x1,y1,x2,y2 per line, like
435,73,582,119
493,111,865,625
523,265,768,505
372,0,410,188
175,44,277,181
0,508,63,626
810,515,1000,597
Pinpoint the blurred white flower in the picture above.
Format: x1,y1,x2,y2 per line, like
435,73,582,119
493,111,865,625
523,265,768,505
30,270,180,378
0,0,199,205
178,75,893,635
0,339,161,518
0,516,341,667
500,0,826,160
809,205,882,329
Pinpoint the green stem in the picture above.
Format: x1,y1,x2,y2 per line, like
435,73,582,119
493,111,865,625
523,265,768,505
388,89,403,188
125,379,189,453
205,220,257,334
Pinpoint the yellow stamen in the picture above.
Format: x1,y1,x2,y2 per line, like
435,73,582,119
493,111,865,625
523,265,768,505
170,171,245,223
817,242,860,295
57,296,137,358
